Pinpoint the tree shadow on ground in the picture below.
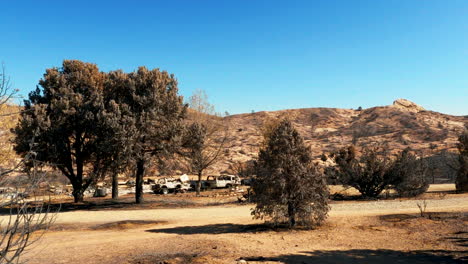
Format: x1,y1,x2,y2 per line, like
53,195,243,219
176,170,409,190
146,223,272,235
240,249,467,264
445,231,468,248
0,196,199,215
378,212,468,249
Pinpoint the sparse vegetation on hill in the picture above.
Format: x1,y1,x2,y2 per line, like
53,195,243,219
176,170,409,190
216,100,466,179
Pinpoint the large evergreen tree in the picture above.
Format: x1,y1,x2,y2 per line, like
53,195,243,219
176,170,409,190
252,120,329,228
13,60,109,202
106,67,186,204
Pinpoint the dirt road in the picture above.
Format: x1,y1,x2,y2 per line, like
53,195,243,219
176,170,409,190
21,194,468,264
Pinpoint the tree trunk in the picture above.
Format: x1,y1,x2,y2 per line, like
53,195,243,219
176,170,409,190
288,203,296,228
196,171,203,196
112,172,119,199
135,159,145,204
72,188,84,203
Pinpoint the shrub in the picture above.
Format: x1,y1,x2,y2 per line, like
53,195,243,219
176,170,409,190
333,146,391,198
332,146,429,198
252,120,329,228
387,149,429,197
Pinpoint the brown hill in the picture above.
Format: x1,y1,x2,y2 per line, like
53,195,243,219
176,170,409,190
2,100,466,183
215,99,467,180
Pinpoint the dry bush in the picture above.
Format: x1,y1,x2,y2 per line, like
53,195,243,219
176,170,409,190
416,199,428,217
332,145,391,198
331,146,430,198
387,149,429,197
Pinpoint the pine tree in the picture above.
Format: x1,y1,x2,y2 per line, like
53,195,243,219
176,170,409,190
105,67,186,204
13,60,108,202
252,120,329,228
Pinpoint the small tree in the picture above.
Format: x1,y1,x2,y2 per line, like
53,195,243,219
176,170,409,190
456,129,468,192
182,122,226,195
333,145,391,198
0,63,18,106
232,160,256,178
252,120,329,228
183,89,226,195
187,89,215,118
387,148,429,197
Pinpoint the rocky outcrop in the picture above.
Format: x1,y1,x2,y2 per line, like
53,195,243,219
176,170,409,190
392,99,425,113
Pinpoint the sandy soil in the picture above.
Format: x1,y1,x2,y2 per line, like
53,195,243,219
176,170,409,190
15,187,468,264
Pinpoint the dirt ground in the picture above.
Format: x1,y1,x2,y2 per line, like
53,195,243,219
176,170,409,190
15,185,468,264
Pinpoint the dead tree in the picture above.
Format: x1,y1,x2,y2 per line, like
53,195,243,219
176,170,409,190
0,65,54,263
182,122,227,195
182,89,227,195
0,149,55,264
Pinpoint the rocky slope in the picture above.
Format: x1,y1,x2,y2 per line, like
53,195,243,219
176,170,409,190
215,99,466,181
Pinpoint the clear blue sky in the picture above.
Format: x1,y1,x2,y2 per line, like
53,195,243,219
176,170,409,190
1,0,467,115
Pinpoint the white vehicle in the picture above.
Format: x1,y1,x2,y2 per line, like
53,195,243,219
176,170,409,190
152,175,191,195
204,175,241,189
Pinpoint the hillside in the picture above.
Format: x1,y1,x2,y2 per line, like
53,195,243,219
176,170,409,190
1,99,466,183
216,99,467,181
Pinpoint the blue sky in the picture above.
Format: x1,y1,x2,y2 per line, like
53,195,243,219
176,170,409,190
1,0,467,115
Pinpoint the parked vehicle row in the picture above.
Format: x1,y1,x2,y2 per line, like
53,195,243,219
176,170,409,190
86,174,250,196
152,174,243,194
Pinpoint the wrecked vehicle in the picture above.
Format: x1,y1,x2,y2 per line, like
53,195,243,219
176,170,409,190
152,174,191,195
204,175,241,189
